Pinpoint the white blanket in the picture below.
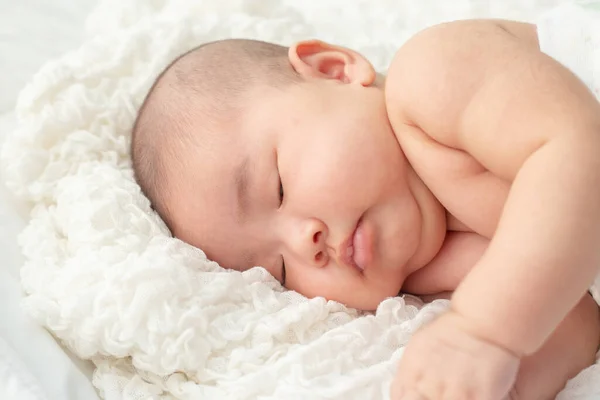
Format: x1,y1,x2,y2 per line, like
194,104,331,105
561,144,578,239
2,0,600,398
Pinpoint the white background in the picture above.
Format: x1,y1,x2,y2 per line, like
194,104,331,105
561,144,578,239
0,1,100,399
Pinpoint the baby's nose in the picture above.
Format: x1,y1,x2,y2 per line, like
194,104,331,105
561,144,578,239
301,219,329,267
311,230,328,266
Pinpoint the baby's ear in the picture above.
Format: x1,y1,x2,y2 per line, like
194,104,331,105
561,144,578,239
288,40,375,86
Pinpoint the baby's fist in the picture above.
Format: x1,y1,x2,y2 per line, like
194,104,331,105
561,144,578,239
391,311,520,400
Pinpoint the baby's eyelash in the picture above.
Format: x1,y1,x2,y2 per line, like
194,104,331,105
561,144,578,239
281,256,286,286
279,179,284,204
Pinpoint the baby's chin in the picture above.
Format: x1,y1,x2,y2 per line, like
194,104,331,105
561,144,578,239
348,298,390,312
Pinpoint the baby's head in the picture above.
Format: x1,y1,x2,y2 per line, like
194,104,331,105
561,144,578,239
132,39,443,310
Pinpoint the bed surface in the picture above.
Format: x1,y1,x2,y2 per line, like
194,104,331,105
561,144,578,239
0,1,100,399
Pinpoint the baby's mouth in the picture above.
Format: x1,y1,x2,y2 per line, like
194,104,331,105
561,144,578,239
340,216,372,272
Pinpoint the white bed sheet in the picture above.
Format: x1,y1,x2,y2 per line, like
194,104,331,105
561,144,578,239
0,1,98,113
0,113,99,400
0,0,100,399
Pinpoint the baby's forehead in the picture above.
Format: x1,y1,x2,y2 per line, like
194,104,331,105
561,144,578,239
171,118,243,177
168,86,282,176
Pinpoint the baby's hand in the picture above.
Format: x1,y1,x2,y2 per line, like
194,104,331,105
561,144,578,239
391,311,520,400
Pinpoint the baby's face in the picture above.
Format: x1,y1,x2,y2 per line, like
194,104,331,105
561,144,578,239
167,78,440,310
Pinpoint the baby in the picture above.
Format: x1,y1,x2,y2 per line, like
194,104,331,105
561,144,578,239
131,15,600,400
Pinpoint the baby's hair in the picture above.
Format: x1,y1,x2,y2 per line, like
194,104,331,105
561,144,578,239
131,39,301,230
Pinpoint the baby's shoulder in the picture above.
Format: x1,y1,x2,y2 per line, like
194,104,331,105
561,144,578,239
384,19,538,146
385,19,539,126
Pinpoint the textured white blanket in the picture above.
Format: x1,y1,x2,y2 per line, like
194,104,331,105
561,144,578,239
2,0,600,398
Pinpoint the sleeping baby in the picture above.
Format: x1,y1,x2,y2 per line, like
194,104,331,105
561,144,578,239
131,12,600,400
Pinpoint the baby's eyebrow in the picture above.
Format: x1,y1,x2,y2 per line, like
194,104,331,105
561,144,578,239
234,156,250,223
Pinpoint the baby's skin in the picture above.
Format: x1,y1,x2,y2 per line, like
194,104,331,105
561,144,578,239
158,20,600,399
383,20,600,399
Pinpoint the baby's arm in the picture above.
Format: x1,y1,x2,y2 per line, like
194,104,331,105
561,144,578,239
386,19,600,358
